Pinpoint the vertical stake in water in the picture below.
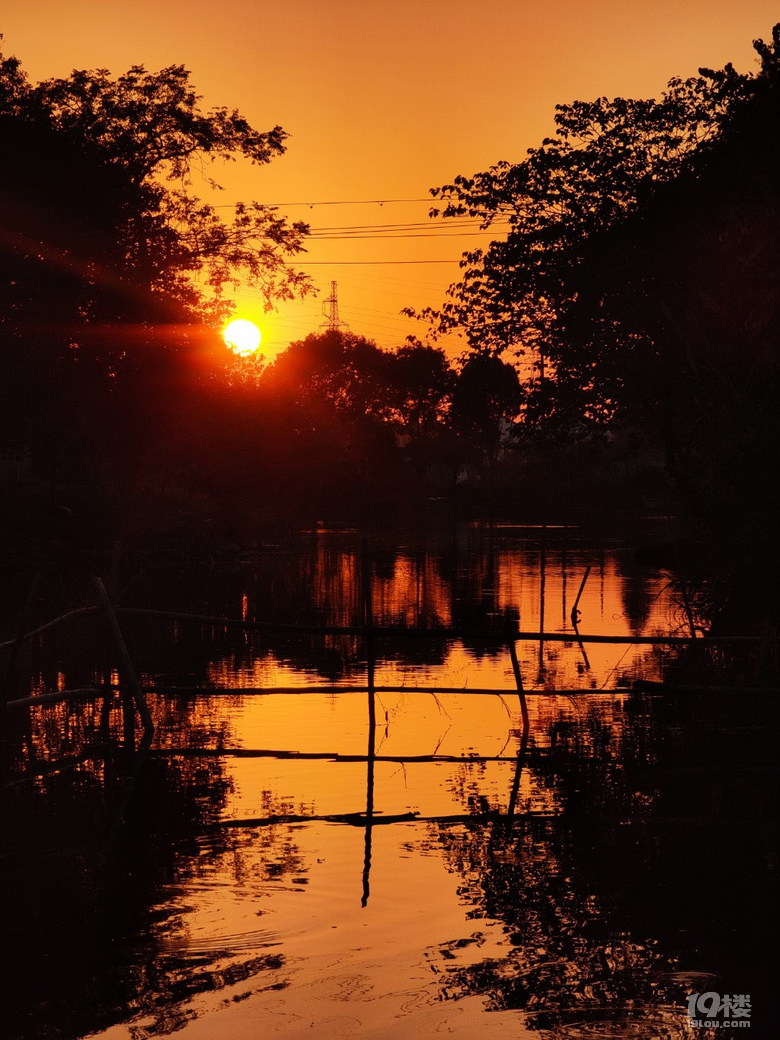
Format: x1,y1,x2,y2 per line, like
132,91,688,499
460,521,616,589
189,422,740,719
508,632,530,735
537,527,546,682
570,564,592,671
507,629,530,819
570,565,591,627
360,539,376,907
92,577,154,742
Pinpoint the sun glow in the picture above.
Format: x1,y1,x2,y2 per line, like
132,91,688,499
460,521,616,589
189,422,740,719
223,317,262,357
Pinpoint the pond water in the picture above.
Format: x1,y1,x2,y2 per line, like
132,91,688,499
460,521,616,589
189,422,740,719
1,520,776,1039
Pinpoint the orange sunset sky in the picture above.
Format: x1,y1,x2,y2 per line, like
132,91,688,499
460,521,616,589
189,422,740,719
2,0,777,359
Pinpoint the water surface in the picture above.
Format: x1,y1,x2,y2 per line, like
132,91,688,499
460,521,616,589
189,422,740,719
2,522,774,1039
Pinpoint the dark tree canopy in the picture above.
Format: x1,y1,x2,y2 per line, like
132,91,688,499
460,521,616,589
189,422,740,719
413,27,780,436
0,48,312,321
451,354,522,450
0,47,312,473
388,344,454,432
263,331,393,424
262,331,454,434
419,64,746,349
402,24,780,608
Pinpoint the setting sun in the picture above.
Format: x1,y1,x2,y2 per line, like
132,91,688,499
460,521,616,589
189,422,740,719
224,317,262,357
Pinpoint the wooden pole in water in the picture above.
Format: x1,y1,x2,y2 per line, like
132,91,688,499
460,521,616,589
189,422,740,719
506,626,530,821
570,563,592,670
572,621,592,672
360,540,376,907
92,577,154,739
361,728,376,908
361,541,377,732
537,528,546,681
570,565,591,626
508,634,530,733
506,715,530,819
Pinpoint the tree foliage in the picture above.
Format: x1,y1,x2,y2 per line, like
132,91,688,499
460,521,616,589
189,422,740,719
264,331,394,424
0,47,311,320
407,25,780,614
414,30,780,433
0,46,312,473
451,354,522,450
261,332,455,447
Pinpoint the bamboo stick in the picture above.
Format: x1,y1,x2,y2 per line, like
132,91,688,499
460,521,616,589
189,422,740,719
360,538,376,908
2,600,775,645
570,564,591,625
205,808,767,829
147,747,522,762
9,681,776,711
5,687,107,710
0,605,100,650
92,578,154,737
110,608,769,643
507,635,530,731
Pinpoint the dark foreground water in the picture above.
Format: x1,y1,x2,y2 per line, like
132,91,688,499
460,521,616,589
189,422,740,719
1,521,776,1039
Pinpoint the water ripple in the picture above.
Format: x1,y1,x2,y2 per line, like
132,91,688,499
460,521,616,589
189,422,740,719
157,926,282,958
543,1005,690,1039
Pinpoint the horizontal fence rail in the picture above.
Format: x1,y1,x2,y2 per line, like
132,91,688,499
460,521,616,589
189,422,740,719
111,607,778,644
5,599,778,717
6,562,775,902
3,603,778,653
7,681,779,712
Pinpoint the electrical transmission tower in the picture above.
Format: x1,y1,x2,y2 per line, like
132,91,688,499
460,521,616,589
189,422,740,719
320,280,349,332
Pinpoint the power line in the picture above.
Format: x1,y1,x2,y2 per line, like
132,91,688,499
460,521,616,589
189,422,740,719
308,219,504,232
212,197,436,209
296,259,461,265
307,231,498,240
264,198,437,208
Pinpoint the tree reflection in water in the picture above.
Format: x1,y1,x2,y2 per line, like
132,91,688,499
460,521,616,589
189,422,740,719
428,692,777,1038
1,708,300,1040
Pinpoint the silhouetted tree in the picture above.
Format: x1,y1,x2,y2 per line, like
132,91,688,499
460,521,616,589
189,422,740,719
0,50,310,318
263,330,392,423
0,47,310,482
387,343,454,431
580,27,780,628
381,342,455,482
451,353,522,456
411,38,758,431
255,332,460,498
